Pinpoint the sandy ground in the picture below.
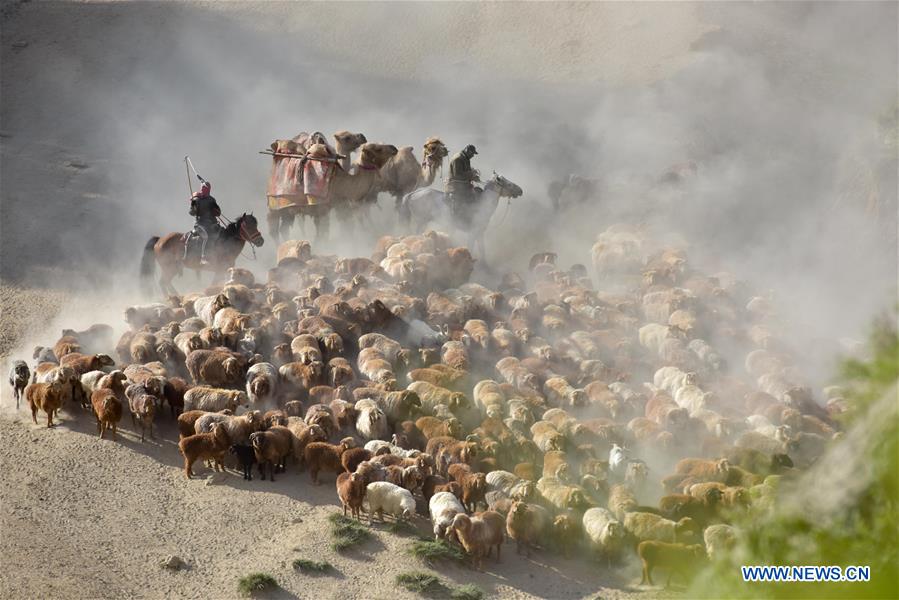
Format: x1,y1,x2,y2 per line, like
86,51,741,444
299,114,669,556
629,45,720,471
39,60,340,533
0,411,667,600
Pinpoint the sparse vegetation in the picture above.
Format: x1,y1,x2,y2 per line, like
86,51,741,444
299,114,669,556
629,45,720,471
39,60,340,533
388,519,420,536
395,569,485,599
237,572,277,597
450,583,485,600
408,537,465,564
395,571,443,595
292,558,333,573
329,512,371,551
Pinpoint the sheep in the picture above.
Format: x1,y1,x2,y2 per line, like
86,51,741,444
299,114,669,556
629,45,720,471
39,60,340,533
194,293,230,326
365,481,416,523
195,410,263,445
286,418,328,465
291,334,323,365
448,466,487,513
506,501,550,557
407,381,468,415
530,420,565,453
451,511,505,569
162,377,188,418
537,476,592,513
607,483,638,520
609,443,629,477
415,416,462,441
358,332,404,364
337,471,367,519
179,423,230,478
279,361,325,397
638,540,706,587
659,487,722,525
624,511,697,545
245,362,279,408
304,437,356,484
91,389,123,440
9,360,30,410
58,352,115,378
704,524,737,560
250,426,293,481
380,390,422,424
429,491,466,540
174,331,204,359
126,384,158,442
25,381,66,427
341,447,374,474
183,386,247,413
582,507,626,566
53,335,82,359
355,400,389,441
230,443,256,480
544,377,586,408
186,349,244,387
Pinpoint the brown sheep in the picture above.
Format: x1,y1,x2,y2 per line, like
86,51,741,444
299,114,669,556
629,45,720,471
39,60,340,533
304,437,357,484
608,483,638,520
59,352,115,378
286,417,328,466
451,511,505,569
91,389,123,440
337,471,367,520
341,447,373,474
506,500,550,557
177,409,230,439
25,381,66,427
638,540,706,587
262,409,288,429
552,513,581,558
355,460,388,486
53,336,82,360
250,426,294,481
415,416,462,441
186,349,245,387
179,423,230,478
448,465,488,513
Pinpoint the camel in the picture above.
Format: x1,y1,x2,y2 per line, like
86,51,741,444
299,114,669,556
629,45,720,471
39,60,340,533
265,131,368,243
401,172,523,262
337,137,448,232
282,142,398,242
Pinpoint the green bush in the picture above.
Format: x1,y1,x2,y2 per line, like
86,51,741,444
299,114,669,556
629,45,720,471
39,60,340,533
237,572,277,597
329,512,371,551
395,571,443,595
408,538,465,564
292,558,332,573
690,312,899,598
450,583,485,600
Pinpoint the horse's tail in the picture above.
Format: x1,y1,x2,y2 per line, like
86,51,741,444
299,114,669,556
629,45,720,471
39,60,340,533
140,236,159,294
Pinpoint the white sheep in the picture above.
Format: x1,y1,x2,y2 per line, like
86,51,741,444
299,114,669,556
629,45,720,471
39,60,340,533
675,384,715,415
609,443,629,476
193,294,229,326
183,386,247,413
429,491,465,540
364,439,421,459
358,333,403,365
653,366,696,397
365,481,416,523
583,507,626,565
245,362,279,408
704,524,737,560
355,400,389,441
638,323,679,355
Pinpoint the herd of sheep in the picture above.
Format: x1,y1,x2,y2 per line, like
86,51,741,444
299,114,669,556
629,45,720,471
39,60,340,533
8,224,845,587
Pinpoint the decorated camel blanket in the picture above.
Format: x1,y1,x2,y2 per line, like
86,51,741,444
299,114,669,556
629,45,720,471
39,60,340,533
303,159,336,205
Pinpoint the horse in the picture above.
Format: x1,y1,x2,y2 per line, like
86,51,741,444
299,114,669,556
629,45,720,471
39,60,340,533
401,172,523,262
140,213,264,296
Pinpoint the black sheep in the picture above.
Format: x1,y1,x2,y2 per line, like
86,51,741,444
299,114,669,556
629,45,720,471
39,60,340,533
8,360,30,410
230,444,257,481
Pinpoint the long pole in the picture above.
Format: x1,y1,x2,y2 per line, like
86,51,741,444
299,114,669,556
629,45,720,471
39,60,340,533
184,156,193,195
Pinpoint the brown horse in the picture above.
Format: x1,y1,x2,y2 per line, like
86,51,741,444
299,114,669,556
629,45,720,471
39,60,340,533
140,213,264,296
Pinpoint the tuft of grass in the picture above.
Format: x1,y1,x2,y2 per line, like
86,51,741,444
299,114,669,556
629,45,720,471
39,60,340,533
237,572,277,597
395,571,444,595
329,512,371,551
292,558,332,573
451,584,485,600
408,537,465,564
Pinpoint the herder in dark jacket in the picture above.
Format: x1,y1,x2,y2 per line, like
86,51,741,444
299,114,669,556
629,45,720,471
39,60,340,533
446,144,480,225
185,181,222,265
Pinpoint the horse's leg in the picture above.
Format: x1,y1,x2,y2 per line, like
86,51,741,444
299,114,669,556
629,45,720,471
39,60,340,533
315,208,330,243
279,212,293,242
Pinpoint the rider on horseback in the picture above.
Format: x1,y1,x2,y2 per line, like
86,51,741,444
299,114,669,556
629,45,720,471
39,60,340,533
447,144,480,226
185,181,222,265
